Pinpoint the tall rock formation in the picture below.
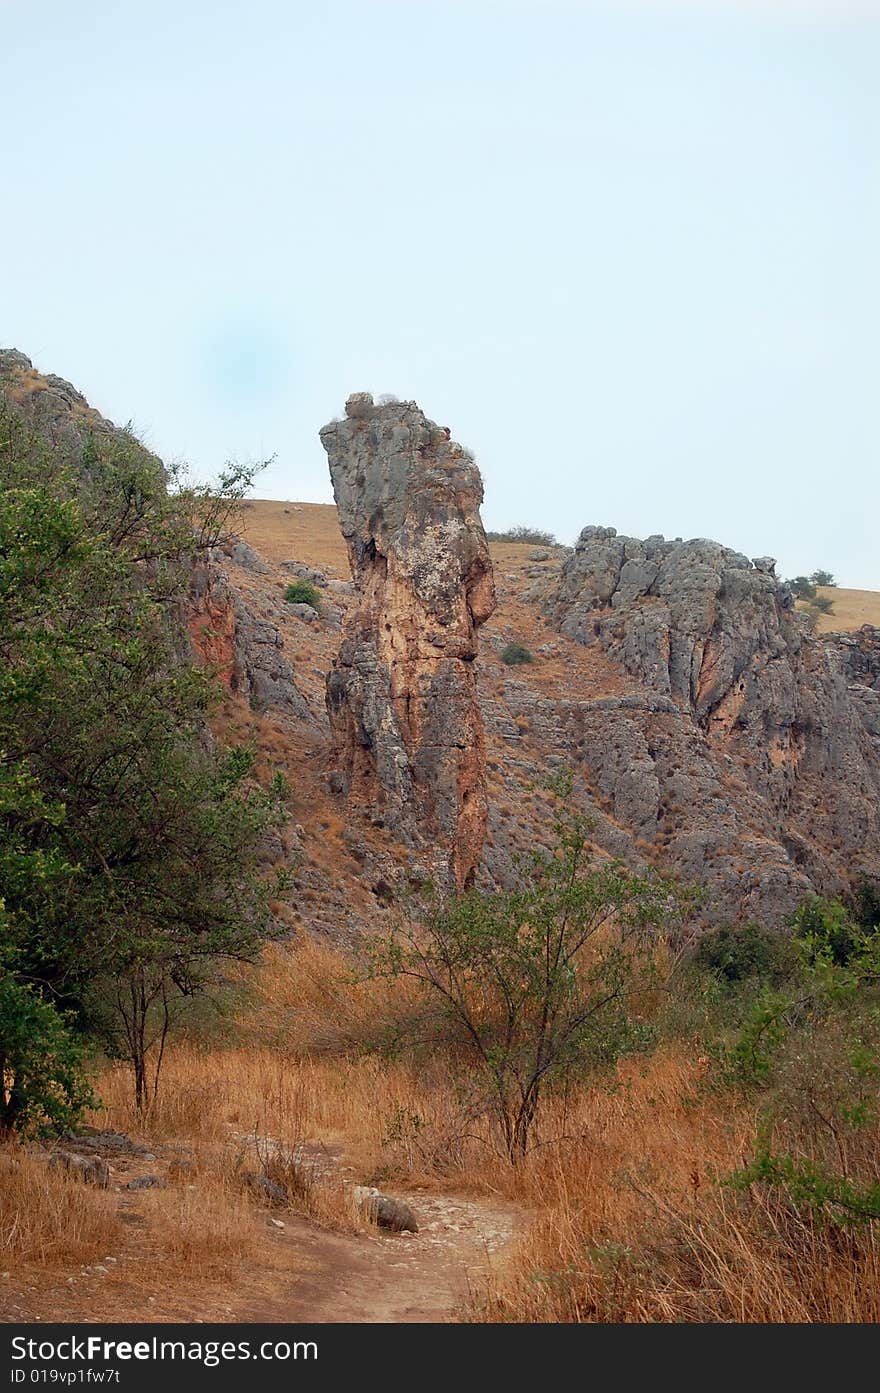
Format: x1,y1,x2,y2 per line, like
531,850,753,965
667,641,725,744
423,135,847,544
321,393,496,887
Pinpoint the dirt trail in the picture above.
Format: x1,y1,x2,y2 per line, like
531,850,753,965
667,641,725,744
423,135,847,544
243,1192,518,1323
3,1140,520,1325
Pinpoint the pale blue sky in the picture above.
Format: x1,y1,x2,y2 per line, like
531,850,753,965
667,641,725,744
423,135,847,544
2,0,878,585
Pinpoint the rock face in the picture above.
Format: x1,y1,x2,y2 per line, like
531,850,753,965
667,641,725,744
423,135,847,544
321,393,496,887
543,526,880,922
188,560,313,723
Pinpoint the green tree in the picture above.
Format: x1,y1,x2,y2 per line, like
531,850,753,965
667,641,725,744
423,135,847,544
368,779,692,1160
786,576,817,601
0,399,288,1110
0,759,93,1135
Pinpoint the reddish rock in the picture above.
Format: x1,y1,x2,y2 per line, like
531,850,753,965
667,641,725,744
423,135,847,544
320,393,496,887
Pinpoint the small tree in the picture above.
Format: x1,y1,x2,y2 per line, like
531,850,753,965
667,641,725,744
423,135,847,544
368,778,692,1160
787,576,817,601
0,944,94,1136
810,570,836,588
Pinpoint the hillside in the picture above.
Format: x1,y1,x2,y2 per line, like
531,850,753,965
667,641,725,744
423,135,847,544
810,587,880,633
223,488,880,934
3,358,880,1329
240,500,880,635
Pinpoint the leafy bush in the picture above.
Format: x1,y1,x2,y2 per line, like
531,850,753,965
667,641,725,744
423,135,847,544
791,895,862,967
810,569,836,588
854,878,880,932
693,922,791,986
486,526,557,546
501,641,533,666
0,944,94,1135
713,897,880,1229
284,579,320,610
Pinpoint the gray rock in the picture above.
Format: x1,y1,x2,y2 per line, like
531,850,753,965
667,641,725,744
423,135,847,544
542,527,880,921
49,1152,110,1188
353,1186,419,1233
242,1171,288,1206
280,561,329,588
288,602,318,623
225,539,270,574
126,1174,166,1191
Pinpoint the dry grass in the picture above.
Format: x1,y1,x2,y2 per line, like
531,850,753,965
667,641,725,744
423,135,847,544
0,1147,122,1267
470,1049,880,1323
137,1175,261,1277
6,937,880,1320
809,586,880,634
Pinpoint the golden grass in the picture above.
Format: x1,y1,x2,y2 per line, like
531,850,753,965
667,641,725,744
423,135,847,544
136,1175,261,1278
472,1048,880,1323
810,586,880,634
6,938,880,1320
0,1147,122,1267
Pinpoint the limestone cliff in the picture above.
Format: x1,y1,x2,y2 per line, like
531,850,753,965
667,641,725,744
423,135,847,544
539,526,880,920
320,393,496,887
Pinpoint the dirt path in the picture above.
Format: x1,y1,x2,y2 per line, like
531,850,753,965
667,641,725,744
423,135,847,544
242,1192,518,1323
4,1138,520,1325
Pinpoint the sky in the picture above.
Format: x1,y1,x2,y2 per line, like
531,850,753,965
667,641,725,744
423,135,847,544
2,0,878,587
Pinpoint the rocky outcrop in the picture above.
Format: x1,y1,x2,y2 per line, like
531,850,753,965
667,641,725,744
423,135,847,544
321,393,496,887
543,526,880,922
189,560,313,723
0,348,117,460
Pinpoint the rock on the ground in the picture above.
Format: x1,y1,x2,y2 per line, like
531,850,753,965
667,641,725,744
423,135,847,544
288,602,318,623
126,1174,166,1191
321,393,496,887
48,1152,110,1188
241,1171,289,1206
354,1186,419,1233
280,561,329,588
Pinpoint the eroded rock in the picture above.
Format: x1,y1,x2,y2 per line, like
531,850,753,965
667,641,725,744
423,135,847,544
320,394,496,887
543,527,880,919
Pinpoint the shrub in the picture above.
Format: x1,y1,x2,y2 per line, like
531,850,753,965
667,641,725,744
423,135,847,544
810,569,836,588
693,922,791,986
501,641,533,666
791,895,862,967
854,878,880,932
284,580,320,610
486,526,557,546
0,948,95,1135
